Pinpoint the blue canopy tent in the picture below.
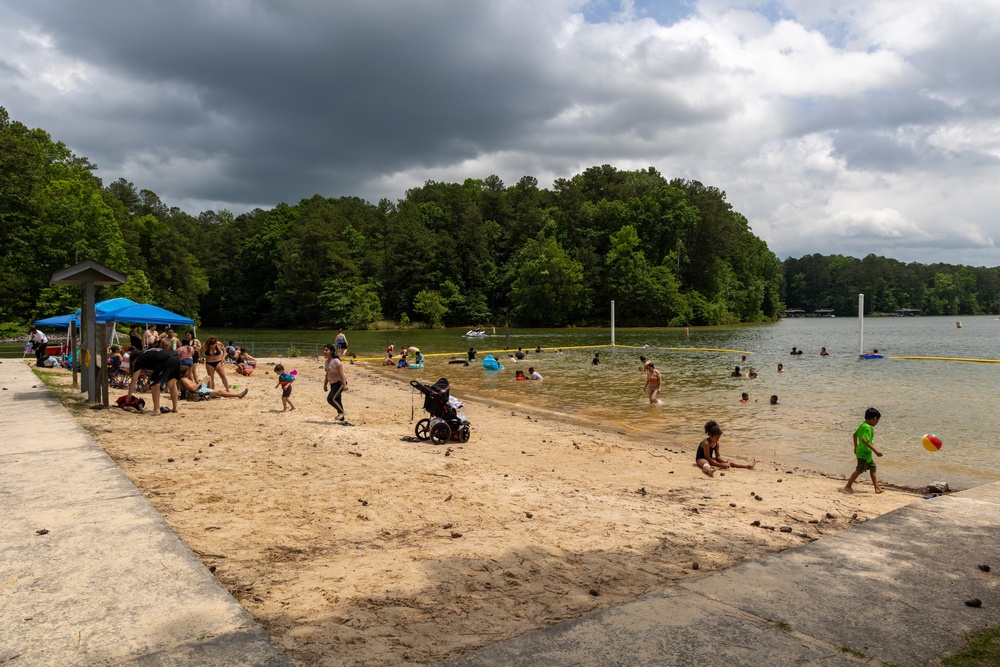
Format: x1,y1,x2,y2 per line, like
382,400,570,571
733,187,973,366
34,313,77,328
33,298,140,328
34,299,194,365
94,303,194,327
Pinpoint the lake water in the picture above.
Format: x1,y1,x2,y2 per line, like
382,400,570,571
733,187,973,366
204,317,1000,490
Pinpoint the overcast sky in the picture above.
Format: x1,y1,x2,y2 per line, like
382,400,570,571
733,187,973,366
2,0,998,265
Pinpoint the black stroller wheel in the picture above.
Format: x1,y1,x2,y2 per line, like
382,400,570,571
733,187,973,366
415,418,431,441
430,422,451,445
460,424,471,443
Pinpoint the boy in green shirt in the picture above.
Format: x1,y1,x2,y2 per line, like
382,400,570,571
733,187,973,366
845,407,883,493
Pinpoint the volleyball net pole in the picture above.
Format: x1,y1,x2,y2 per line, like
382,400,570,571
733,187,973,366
611,300,615,347
858,293,864,357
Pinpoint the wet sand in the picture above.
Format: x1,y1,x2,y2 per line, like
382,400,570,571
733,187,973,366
41,358,917,666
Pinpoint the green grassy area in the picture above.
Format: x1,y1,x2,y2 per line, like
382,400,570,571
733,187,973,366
1,343,30,358
942,625,1000,667
29,367,90,415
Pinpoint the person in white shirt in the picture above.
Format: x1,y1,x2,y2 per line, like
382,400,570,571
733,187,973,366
29,327,48,367
528,367,543,381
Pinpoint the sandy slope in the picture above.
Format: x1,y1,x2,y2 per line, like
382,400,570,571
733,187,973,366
47,358,916,666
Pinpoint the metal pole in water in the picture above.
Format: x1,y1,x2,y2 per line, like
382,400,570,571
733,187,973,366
858,293,864,357
611,300,615,347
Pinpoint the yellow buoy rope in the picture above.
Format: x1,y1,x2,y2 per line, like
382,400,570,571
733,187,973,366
350,343,750,363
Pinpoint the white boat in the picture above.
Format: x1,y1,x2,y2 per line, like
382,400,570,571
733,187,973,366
464,328,487,337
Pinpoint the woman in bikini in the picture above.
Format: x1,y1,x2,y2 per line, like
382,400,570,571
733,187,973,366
201,336,231,392
643,362,661,404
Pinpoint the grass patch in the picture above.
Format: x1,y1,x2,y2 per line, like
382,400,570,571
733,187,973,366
839,646,868,659
942,625,1000,667
774,620,791,632
30,367,90,412
31,367,71,391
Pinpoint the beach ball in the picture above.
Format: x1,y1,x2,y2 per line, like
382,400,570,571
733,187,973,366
922,433,943,452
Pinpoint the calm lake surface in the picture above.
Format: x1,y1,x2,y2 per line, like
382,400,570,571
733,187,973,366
207,316,1000,490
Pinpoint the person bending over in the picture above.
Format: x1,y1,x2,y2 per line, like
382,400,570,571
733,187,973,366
127,343,182,414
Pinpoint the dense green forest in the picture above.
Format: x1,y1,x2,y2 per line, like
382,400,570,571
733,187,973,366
782,255,1000,316
2,107,998,334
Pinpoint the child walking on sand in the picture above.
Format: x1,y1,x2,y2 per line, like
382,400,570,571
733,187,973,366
274,364,296,411
844,407,883,493
696,421,756,477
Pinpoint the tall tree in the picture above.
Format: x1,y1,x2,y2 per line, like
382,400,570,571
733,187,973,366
509,236,585,326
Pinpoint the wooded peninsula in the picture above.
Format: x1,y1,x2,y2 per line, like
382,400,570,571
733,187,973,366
3,106,998,334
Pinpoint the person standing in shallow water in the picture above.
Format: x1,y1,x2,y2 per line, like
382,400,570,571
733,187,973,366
643,363,661,404
335,329,348,356
324,343,349,424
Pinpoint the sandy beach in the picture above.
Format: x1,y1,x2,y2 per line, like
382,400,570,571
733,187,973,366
38,358,917,666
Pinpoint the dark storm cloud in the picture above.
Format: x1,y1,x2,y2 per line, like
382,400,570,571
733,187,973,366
6,1,571,203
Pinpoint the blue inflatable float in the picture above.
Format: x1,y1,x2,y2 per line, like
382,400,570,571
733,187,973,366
481,354,504,371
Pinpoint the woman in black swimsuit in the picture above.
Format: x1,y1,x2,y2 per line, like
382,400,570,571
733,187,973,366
129,325,144,353
201,336,231,392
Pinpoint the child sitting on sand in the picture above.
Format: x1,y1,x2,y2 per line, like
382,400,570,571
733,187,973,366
696,420,756,477
274,364,296,411
235,347,257,375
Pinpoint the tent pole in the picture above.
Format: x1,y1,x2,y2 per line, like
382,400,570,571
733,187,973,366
70,320,78,389
100,323,109,407
85,281,97,403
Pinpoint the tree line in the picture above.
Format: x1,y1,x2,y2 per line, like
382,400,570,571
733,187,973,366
4,107,995,334
782,254,1000,316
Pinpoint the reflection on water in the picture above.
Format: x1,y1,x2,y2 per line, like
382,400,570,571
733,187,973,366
212,317,1000,490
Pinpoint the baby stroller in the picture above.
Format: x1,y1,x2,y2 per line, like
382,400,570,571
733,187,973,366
410,378,471,444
